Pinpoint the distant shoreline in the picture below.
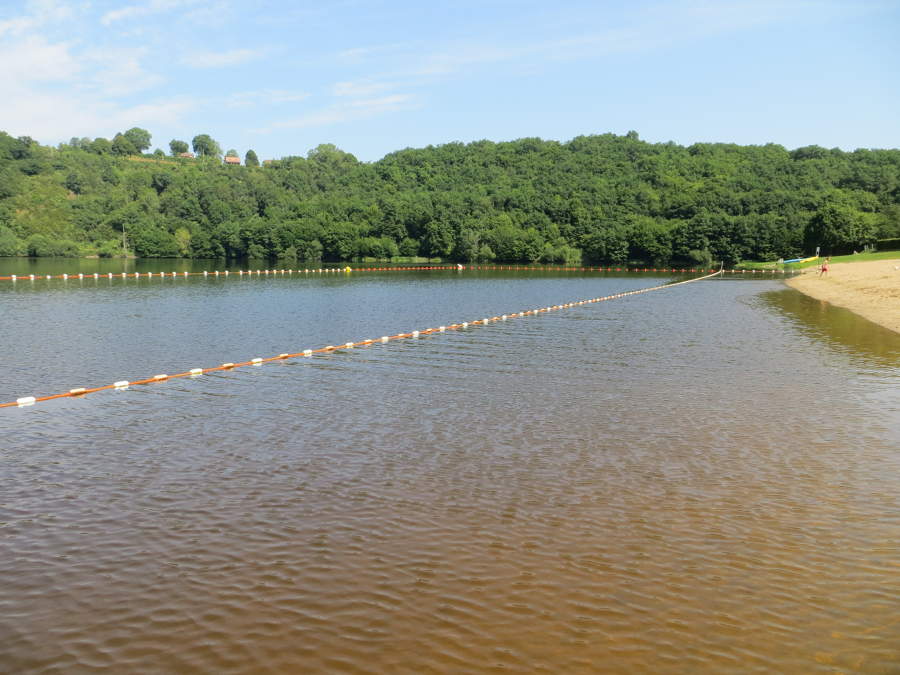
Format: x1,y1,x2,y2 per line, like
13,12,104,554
785,259,900,334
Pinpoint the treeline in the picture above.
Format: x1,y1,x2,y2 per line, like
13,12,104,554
1,130,899,265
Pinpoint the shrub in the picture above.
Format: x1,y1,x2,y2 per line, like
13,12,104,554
0,226,24,256
25,233,80,256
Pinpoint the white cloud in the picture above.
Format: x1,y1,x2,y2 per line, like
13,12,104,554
1,35,79,83
336,46,375,64
183,48,265,68
332,79,396,98
0,14,189,143
0,0,73,36
99,0,199,26
0,12,35,36
0,81,195,143
227,89,310,108
100,4,148,25
82,46,165,95
349,94,413,110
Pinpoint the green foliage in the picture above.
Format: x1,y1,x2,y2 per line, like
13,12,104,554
805,201,879,254
192,134,221,158
123,127,152,153
169,139,189,156
0,167,22,199
96,239,123,257
111,133,138,156
89,138,112,155
25,233,80,256
1,129,899,262
0,226,24,256
876,237,900,251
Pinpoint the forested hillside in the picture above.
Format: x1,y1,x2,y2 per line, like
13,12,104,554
1,130,898,265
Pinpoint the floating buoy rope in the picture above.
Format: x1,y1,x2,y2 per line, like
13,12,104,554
2,271,720,409
0,266,789,283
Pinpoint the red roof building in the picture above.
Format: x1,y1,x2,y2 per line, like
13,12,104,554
224,156,240,165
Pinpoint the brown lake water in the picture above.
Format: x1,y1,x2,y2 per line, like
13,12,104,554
1,263,899,673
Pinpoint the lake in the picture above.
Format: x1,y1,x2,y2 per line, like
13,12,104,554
2,261,899,673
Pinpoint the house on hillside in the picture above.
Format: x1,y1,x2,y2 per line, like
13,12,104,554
223,155,240,165
178,152,195,159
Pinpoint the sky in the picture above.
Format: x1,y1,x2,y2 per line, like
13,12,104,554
1,0,898,162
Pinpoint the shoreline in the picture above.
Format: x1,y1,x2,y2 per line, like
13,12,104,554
785,258,900,334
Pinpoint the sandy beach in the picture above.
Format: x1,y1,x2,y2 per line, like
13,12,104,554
786,258,900,334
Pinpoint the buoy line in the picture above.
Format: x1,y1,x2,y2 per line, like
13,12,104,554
2,271,722,409
0,266,791,283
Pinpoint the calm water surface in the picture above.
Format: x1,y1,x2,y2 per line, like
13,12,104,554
1,263,899,673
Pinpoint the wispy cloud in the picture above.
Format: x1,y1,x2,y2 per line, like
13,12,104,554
183,48,265,68
100,0,199,26
0,1,190,141
255,94,417,133
346,0,839,84
335,42,408,65
227,89,310,108
83,46,165,95
0,0,73,36
332,79,397,98
0,34,79,82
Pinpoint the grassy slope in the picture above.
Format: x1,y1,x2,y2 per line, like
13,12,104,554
738,249,900,270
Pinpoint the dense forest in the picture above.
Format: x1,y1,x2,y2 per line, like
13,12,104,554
1,129,898,265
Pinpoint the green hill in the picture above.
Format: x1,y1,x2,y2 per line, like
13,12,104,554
1,130,898,265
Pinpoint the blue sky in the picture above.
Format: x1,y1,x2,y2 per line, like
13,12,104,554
1,0,898,162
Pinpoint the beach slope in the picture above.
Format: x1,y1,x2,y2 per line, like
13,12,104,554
786,259,900,334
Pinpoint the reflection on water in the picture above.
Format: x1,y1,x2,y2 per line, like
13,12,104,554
761,288,900,365
1,275,899,673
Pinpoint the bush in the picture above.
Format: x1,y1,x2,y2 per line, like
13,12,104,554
0,226,24,256
97,239,123,257
277,245,298,263
25,233,80,256
247,243,267,260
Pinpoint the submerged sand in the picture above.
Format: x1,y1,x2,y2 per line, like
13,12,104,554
786,259,900,334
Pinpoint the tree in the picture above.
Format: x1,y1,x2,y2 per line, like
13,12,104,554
122,127,152,153
225,148,238,158
170,139,189,156
1,130,899,263
422,220,455,258
805,202,879,254
111,133,138,156
192,134,222,158
11,136,35,160
0,226,24,256
89,138,112,155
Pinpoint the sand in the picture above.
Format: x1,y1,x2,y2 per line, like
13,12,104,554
785,259,900,334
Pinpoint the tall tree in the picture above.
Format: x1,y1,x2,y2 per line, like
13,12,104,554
225,148,238,158
89,137,112,154
245,149,259,167
122,127,151,153
192,134,222,158
111,133,138,156
169,139,189,156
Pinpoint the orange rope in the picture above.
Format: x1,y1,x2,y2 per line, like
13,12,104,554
2,271,722,409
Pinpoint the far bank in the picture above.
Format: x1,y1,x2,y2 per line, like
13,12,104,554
786,259,900,334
